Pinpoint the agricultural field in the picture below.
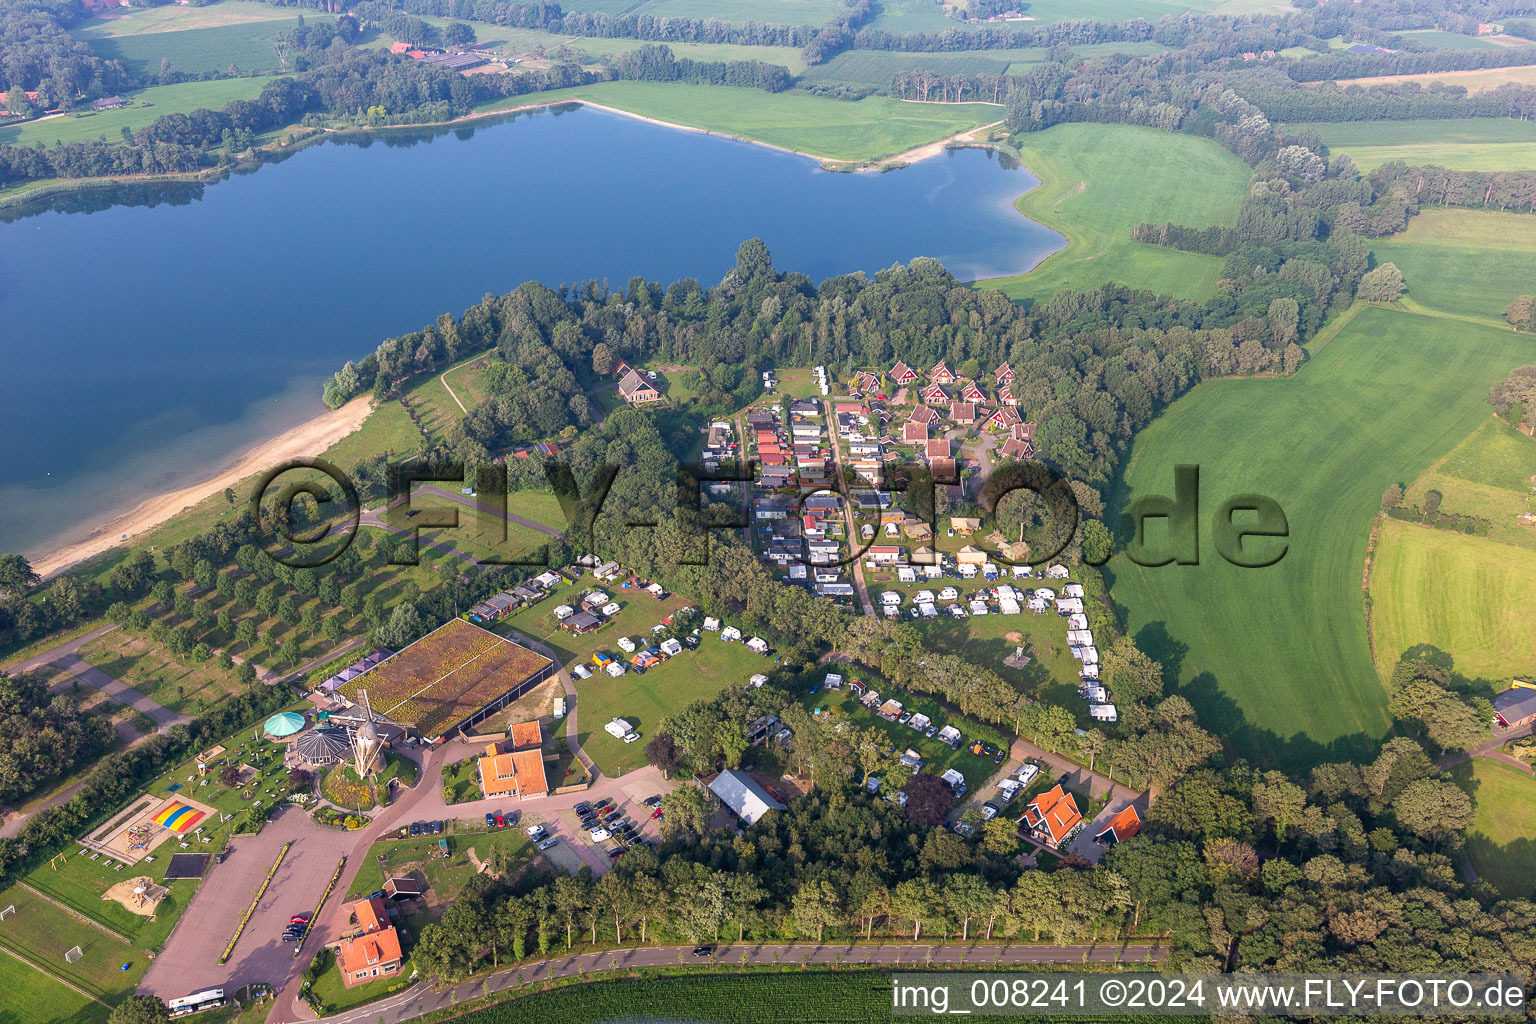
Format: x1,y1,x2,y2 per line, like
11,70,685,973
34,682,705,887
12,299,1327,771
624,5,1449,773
1370,209,1536,322
0,78,276,149
76,2,299,37
977,122,1250,303
799,50,1015,88
83,19,317,76
1393,29,1520,51
1110,305,1536,771
1370,520,1536,683
1320,64,1536,94
1293,117,1536,172
1451,759,1536,899
1400,416,1536,550
477,82,999,163
0,950,109,1024
338,618,552,739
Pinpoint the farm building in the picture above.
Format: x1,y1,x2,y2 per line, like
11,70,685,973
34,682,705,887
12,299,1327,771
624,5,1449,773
618,369,662,403
1493,685,1536,729
337,618,555,742
709,769,785,824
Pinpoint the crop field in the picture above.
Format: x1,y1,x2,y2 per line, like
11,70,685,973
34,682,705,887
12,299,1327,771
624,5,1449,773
339,618,552,738
1371,519,1536,682
1293,117,1536,172
1400,416,1536,550
1110,305,1536,770
85,20,313,76
0,78,276,148
0,951,109,1024
1370,209,1536,321
1321,64,1536,93
77,2,299,37
977,123,1249,303
1451,759,1536,899
1394,29,1519,51
480,82,999,163
800,50,1013,87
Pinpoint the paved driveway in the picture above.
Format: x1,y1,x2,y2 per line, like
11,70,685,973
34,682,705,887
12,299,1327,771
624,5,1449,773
141,806,356,1001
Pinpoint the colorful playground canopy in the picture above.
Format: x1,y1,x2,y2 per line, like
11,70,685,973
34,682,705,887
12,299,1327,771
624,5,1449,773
152,801,206,834
264,711,306,738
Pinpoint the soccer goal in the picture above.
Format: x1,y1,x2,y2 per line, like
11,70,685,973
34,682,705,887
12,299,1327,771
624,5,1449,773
65,945,83,963
0,904,14,922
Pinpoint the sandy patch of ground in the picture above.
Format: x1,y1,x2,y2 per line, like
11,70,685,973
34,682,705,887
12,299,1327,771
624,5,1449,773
102,876,167,916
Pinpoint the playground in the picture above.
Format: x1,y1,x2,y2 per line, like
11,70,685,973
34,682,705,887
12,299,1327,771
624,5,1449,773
91,794,220,865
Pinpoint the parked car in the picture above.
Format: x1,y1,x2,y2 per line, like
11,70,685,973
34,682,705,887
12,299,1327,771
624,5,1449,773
993,750,1006,765
495,814,506,829
369,890,386,900
924,725,938,738
643,795,662,807
574,802,591,814
409,822,421,836
484,813,495,829
432,820,443,834
981,801,1000,820
650,808,664,819
290,913,311,924
692,944,715,957
526,823,547,839
537,837,559,851
897,712,912,725
589,827,612,842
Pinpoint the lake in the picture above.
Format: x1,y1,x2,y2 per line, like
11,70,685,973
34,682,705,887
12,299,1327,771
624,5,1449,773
0,103,1065,559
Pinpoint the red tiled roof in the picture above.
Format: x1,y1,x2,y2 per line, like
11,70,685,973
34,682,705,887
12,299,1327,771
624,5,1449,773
1096,805,1142,844
1023,785,1082,846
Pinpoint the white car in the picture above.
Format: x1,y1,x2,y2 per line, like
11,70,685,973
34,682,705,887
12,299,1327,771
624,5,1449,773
525,823,546,839
624,732,640,744
589,827,612,842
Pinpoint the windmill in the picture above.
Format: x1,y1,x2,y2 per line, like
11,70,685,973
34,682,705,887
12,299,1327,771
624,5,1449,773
349,689,383,778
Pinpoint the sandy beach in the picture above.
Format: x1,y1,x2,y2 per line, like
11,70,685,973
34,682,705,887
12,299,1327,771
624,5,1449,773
31,395,374,580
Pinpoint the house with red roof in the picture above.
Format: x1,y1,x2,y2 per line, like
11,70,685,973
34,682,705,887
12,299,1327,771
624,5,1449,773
1021,785,1083,848
950,402,976,425
995,363,1014,385
959,381,985,404
990,406,1022,431
1094,805,1142,846
889,362,918,386
920,383,951,405
902,419,929,444
925,437,951,462
998,383,1017,407
910,405,939,426
336,897,404,988
929,360,956,384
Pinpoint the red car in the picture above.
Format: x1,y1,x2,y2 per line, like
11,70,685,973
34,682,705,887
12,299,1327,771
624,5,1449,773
494,814,506,829
650,809,664,819
289,913,311,925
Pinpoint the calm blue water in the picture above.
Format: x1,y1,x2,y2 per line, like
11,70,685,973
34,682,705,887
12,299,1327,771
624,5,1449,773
0,103,1063,558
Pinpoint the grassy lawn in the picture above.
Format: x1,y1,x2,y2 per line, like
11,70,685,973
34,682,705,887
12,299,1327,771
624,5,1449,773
78,631,253,716
976,123,1250,303
1294,117,1536,172
802,686,999,791
83,19,313,75
344,826,535,900
1370,519,1536,683
0,885,144,1001
1110,305,1536,771
1393,29,1517,51
320,400,424,474
142,729,292,822
1401,416,1536,551
1450,759,1536,899
477,82,998,163
0,950,109,1024
19,850,196,949
1371,209,1536,322
0,78,277,148
574,637,771,777
864,0,1214,33
631,0,844,24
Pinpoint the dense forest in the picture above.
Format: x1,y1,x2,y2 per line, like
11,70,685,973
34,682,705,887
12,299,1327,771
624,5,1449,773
0,670,114,806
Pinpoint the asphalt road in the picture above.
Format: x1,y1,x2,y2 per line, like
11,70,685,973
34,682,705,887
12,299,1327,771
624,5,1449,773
275,940,1167,1024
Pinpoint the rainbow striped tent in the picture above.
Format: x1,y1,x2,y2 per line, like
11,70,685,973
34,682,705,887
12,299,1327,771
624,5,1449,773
152,801,206,834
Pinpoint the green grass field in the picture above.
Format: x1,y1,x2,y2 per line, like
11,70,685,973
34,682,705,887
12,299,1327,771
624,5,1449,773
1110,305,1536,770
977,123,1250,302
0,886,144,1001
864,0,1214,33
76,2,299,37
84,19,312,75
1394,29,1516,51
1451,759,1536,899
1293,117,1536,172
1371,209,1536,322
1371,519,1536,683
0,78,276,148
478,82,998,162
0,950,109,1024
800,50,1013,87
19,851,194,948
345,823,535,899
1401,416,1536,551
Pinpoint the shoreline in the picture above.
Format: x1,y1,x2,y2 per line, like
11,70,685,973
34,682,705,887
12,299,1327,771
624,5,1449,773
30,396,374,581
